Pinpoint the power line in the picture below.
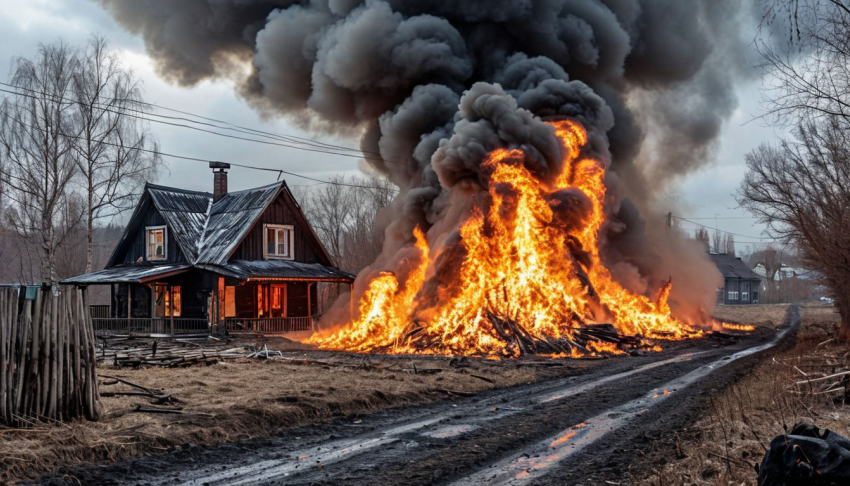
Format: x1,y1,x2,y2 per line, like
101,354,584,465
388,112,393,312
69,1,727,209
681,216,757,220
0,81,386,159
674,216,779,241
3,117,389,190
0,85,407,166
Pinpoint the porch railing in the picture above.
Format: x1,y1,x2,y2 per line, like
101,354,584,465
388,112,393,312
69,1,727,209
90,305,110,319
92,318,210,337
224,315,318,334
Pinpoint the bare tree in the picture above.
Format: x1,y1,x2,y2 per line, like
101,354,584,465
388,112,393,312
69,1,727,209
750,244,784,302
71,35,162,273
738,119,850,339
302,176,354,267
694,227,710,251
724,233,736,257
298,174,397,274
0,41,80,284
712,228,723,254
757,0,850,127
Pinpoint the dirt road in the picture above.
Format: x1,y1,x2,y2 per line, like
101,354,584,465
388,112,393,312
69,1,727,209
36,308,798,486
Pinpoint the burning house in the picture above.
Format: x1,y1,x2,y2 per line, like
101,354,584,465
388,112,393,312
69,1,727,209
62,163,354,336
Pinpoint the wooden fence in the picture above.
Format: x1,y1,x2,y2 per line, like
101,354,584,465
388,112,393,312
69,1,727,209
0,285,101,426
224,316,315,334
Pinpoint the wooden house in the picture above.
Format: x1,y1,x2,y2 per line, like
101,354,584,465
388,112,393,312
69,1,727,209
708,252,762,305
62,163,354,336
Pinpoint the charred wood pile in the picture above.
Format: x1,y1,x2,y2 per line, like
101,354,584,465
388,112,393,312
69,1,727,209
395,306,655,358
0,286,101,426
96,337,258,368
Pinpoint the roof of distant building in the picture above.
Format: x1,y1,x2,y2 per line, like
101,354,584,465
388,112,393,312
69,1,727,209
708,252,762,280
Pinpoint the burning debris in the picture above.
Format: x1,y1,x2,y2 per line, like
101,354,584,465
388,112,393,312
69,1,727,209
308,119,702,357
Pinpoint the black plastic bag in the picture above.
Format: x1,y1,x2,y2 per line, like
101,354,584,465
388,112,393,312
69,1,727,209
758,423,850,486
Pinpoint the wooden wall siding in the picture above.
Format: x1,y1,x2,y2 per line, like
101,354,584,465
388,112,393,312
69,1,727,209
230,195,323,264
235,282,257,318
285,282,317,317
131,285,152,317
112,283,127,318
119,201,186,265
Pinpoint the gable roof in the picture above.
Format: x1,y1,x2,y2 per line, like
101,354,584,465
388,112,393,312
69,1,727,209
148,185,212,263
106,180,334,269
196,182,281,265
709,253,762,281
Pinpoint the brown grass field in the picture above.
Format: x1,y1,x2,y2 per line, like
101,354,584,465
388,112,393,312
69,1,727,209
0,342,554,484
640,303,847,485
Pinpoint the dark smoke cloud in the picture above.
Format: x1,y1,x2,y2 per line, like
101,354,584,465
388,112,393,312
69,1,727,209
97,0,754,317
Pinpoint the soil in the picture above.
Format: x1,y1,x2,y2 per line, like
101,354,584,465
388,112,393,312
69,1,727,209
24,306,795,486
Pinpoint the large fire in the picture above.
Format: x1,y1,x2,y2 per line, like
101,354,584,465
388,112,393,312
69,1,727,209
308,119,702,357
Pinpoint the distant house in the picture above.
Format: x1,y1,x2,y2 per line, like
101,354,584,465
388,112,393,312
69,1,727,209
62,162,354,336
708,252,763,305
753,262,810,281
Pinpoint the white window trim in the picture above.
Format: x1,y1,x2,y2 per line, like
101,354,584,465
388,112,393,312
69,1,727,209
263,224,295,260
146,225,167,261
727,291,739,300
741,291,749,301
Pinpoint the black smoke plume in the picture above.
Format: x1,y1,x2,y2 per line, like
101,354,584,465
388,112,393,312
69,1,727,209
97,0,755,320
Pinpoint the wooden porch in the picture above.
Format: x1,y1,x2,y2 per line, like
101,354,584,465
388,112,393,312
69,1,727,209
89,306,322,336
91,317,210,337
223,314,321,334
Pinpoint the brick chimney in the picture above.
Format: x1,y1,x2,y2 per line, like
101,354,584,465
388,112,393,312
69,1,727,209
210,162,230,202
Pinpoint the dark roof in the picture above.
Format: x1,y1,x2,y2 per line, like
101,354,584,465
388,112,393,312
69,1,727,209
196,182,281,265
148,185,212,262
197,260,355,282
708,253,762,280
66,180,347,284
62,264,191,284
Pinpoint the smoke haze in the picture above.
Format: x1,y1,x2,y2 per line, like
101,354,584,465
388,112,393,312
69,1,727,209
96,0,757,321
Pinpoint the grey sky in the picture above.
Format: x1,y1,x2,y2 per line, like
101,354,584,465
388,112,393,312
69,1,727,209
0,0,780,254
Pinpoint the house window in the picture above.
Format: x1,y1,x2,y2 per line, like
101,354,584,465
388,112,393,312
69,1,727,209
263,224,294,260
155,285,181,317
728,291,739,300
147,226,167,261
741,291,749,301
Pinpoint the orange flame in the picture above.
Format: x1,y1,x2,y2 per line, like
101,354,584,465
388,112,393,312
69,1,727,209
308,119,701,356
720,323,756,332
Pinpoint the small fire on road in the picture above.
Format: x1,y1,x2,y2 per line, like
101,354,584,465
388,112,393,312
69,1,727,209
309,119,722,358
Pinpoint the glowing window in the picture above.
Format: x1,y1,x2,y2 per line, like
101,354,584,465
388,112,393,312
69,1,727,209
147,226,166,261
263,224,294,260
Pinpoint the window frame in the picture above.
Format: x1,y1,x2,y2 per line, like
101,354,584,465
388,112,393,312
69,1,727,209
146,225,167,261
727,290,739,300
262,224,295,260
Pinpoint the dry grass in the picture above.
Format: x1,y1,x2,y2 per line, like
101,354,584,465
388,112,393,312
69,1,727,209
713,303,792,328
640,303,849,486
0,352,540,484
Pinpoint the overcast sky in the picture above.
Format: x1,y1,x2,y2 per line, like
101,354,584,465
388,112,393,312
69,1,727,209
0,0,782,255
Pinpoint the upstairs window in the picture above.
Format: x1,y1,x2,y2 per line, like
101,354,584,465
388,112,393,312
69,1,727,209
147,226,167,261
263,224,294,260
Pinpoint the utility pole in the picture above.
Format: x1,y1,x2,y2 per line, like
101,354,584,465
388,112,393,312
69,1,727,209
665,212,673,236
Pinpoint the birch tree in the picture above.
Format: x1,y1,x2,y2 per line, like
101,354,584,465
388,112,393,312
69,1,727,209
0,41,80,284
71,35,162,273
